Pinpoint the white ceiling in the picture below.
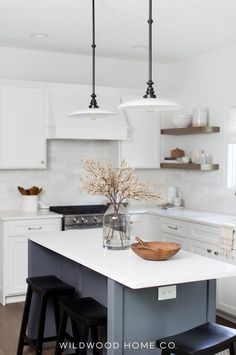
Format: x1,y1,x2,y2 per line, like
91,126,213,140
0,0,236,62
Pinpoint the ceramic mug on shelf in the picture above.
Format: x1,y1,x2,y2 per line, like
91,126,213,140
192,108,209,127
191,149,201,163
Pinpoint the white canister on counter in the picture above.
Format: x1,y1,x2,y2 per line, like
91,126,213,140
22,195,39,212
172,197,182,207
167,186,178,204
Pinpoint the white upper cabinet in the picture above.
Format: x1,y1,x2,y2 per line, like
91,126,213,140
0,80,46,169
46,83,127,140
119,96,160,168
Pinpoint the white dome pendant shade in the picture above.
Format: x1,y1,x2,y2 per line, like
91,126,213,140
68,0,115,119
119,97,181,111
119,0,181,112
67,108,115,119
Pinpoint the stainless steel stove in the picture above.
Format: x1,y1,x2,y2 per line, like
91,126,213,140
50,205,108,231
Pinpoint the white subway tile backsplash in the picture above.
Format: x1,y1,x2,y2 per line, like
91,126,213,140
1,138,236,215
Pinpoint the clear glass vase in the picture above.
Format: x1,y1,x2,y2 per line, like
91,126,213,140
103,203,130,250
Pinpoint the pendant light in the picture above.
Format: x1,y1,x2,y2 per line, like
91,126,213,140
68,0,114,119
119,0,181,112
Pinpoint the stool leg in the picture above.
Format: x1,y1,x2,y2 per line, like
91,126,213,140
230,342,236,355
16,285,33,355
53,298,60,333
71,320,80,355
78,323,89,355
161,351,171,355
35,295,47,355
54,311,68,355
91,327,99,355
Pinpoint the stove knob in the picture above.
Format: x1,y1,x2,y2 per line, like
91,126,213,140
81,217,88,224
73,217,81,225
94,216,98,223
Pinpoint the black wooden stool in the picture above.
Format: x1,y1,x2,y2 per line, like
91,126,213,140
55,297,107,355
156,322,236,355
17,275,75,355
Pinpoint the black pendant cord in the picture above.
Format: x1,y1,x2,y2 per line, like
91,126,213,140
144,0,156,99
89,0,99,108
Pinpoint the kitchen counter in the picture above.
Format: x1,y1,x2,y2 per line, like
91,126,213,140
129,205,236,227
0,209,62,221
29,229,236,289
28,229,236,354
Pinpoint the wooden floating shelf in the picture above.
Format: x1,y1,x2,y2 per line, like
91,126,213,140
161,126,220,135
160,163,219,171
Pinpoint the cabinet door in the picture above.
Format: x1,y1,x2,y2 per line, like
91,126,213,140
119,96,160,168
7,235,28,295
147,215,161,241
161,232,187,250
0,82,46,169
5,218,61,296
130,214,147,239
217,275,236,317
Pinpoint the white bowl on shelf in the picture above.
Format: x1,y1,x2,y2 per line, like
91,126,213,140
172,115,192,128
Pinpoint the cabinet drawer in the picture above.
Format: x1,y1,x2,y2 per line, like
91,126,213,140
161,232,187,250
189,238,220,259
6,218,61,236
188,223,219,244
160,218,187,237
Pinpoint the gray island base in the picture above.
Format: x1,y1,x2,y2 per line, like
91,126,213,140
28,240,216,355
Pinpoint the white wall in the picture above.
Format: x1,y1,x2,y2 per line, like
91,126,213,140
153,45,236,214
0,46,167,210
0,46,166,89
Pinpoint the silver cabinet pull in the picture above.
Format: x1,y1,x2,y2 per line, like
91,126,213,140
207,249,212,253
214,251,219,256
28,226,42,231
168,225,178,230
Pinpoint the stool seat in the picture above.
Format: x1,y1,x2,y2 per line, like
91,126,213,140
55,297,107,355
156,322,236,355
60,297,107,327
27,275,75,296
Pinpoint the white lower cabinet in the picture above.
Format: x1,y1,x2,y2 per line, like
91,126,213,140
188,239,220,259
7,235,28,296
130,213,160,241
160,218,188,250
217,276,236,318
147,215,161,241
188,222,236,319
161,232,188,250
0,217,62,305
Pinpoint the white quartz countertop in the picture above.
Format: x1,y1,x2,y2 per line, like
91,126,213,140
0,210,62,221
29,229,236,289
129,205,236,227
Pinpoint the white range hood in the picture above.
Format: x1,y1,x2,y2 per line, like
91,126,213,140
46,82,128,140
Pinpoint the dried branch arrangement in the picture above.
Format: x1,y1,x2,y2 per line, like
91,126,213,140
80,159,165,206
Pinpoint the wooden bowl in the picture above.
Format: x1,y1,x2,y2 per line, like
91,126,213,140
130,241,181,261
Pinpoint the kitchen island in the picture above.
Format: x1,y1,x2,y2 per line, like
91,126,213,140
28,229,236,354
